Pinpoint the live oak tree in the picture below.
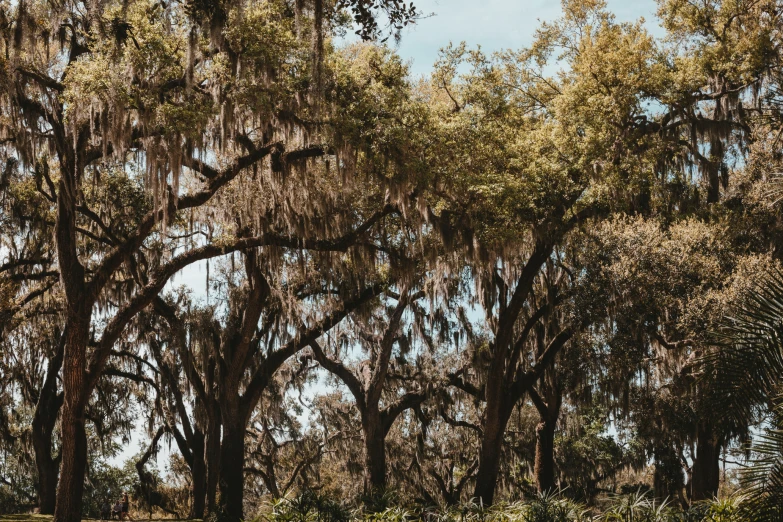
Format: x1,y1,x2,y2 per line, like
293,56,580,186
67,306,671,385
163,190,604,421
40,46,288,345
579,215,777,502
7,0,783,516
154,253,383,522
427,7,661,504
0,317,63,514
394,377,482,506
130,305,215,519
0,0,422,519
310,286,430,496
421,0,782,503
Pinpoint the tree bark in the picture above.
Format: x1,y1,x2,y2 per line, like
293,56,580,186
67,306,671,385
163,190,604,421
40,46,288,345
363,410,387,495
690,424,721,501
205,406,222,514
189,432,206,519
534,418,556,494
33,431,60,515
34,451,60,516
473,395,514,505
218,420,245,522
54,390,88,522
32,337,64,514
54,309,90,522
53,149,93,522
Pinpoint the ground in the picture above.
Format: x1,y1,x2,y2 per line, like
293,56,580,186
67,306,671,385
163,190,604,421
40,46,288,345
0,514,192,522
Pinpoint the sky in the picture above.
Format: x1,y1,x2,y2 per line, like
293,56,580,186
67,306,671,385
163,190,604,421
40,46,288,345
392,0,661,77
112,0,664,470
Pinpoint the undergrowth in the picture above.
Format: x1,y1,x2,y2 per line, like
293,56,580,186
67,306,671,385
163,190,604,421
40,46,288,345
251,490,748,522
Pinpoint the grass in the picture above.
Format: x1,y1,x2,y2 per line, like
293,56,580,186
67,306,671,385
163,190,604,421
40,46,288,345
0,513,194,522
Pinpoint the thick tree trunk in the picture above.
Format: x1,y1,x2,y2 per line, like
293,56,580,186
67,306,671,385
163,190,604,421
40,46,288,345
218,420,245,522
34,447,59,515
54,395,88,522
32,422,60,515
54,315,90,522
205,407,221,514
534,418,556,494
362,411,387,496
54,162,93,522
473,393,513,505
32,340,64,514
690,424,721,501
190,432,207,519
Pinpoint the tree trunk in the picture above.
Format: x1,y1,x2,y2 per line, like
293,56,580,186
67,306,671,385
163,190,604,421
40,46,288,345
362,411,387,496
32,339,64,514
205,406,221,514
218,420,245,522
534,418,556,494
54,163,93,522
53,395,88,522
473,393,513,505
190,432,206,519
32,422,60,515
690,424,721,501
34,445,59,515
471,242,555,505
54,315,90,522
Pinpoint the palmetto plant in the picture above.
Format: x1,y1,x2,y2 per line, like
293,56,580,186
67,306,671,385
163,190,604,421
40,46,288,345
735,424,783,521
251,490,751,521
704,269,783,522
259,490,352,522
600,490,676,522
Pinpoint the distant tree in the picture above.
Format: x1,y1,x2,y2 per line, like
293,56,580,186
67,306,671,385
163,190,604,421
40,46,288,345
310,286,431,498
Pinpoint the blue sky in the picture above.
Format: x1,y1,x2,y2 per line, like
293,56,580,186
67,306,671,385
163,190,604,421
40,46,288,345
391,0,661,77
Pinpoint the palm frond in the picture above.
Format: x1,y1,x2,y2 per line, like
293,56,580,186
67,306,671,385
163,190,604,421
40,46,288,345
737,421,783,522
702,269,783,425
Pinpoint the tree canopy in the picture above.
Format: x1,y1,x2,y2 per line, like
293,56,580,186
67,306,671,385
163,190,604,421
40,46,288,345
3,0,783,521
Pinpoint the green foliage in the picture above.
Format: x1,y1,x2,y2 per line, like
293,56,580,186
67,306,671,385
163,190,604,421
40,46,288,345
257,490,351,522
556,409,640,501
81,459,138,518
698,268,783,521
5,0,783,518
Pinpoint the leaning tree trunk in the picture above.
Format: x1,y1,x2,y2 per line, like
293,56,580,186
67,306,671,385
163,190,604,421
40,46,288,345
32,339,64,514
690,423,721,501
218,418,246,522
362,410,387,496
473,390,514,505
189,432,207,519
534,418,556,494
